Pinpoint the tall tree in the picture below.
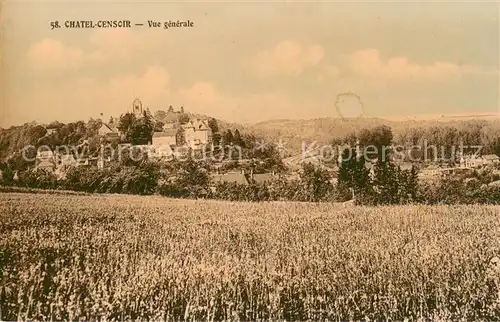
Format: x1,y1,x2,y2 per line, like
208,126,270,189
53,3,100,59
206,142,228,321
118,113,137,142
224,129,234,145
118,112,154,145
337,147,371,199
233,129,244,147
368,125,393,161
212,133,222,147
299,162,333,202
154,121,165,132
208,118,219,133
372,158,399,204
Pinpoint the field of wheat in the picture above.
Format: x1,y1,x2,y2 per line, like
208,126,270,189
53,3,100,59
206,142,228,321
1,192,500,321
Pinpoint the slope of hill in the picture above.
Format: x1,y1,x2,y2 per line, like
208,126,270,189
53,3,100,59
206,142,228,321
233,117,500,153
2,112,499,160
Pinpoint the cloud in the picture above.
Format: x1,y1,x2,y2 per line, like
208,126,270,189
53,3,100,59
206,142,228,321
178,82,223,106
88,28,164,62
26,38,104,71
316,65,341,83
14,66,300,125
106,66,171,107
346,49,494,81
26,29,163,71
178,81,324,123
14,66,171,124
250,40,325,77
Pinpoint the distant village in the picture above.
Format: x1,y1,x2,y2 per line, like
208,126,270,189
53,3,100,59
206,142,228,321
29,98,500,188
31,99,279,186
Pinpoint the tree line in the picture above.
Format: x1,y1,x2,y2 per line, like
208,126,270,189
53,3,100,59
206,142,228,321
1,119,500,205
1,152,499,205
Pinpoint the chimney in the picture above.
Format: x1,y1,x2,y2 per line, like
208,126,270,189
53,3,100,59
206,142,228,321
180,106,184,113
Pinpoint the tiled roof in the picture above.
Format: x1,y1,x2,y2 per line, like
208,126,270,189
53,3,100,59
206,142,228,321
184,119,210,130
99,123,116,134
164,111,180,123
153,129,178,137
482,154,499,160
252,173,274,184
194,119,209,130
213,172,249,185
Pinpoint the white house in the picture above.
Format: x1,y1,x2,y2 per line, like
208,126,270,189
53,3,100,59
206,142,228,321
36,150,55,168
183,119,212,148
482,154,500,166
463,155,483,168
152,129,179,147
98,123,120,142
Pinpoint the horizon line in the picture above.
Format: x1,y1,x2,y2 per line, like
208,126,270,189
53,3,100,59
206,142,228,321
2,111,500,129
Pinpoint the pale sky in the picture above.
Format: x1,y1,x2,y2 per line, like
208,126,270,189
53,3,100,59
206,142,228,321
1,0,499,127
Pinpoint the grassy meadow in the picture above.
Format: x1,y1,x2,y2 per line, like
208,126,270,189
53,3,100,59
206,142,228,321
1,192,500,321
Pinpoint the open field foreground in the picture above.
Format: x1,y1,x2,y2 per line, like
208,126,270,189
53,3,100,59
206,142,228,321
1,193,500,321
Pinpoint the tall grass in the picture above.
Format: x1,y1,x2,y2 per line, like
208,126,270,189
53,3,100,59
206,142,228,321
1,193,499,321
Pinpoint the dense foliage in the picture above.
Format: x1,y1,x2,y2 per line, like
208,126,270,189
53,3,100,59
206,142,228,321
1,157,499,205
1,119,500,205
1,193,500,320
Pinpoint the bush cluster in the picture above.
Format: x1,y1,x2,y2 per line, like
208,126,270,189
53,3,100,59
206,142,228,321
1,158,499,205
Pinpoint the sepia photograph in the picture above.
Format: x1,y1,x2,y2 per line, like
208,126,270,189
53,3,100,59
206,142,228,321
1,0,500,320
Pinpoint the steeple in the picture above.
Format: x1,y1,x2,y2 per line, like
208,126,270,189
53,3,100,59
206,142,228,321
132,98,143,118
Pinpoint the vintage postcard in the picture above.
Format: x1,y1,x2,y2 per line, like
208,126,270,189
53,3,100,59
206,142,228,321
1,1,500,320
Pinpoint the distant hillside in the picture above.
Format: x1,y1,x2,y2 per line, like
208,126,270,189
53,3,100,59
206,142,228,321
231,117,500,153
2,112,499,160
184,112,245,133
158,109,500,153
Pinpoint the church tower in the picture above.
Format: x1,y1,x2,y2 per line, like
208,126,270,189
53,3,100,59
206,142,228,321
132,98,143,118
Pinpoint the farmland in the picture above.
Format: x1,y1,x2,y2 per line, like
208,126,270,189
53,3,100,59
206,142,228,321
1,193,500,321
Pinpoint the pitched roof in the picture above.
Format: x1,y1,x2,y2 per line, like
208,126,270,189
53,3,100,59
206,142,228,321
193,119,209,130
164,110,180,123
213,172,249,185
252,173,274,184
153,129,178,137
157,145,173,152
482,154,499,160
182,120,195,129
184,119,210,131
163,122,179,130
98,123,116,134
